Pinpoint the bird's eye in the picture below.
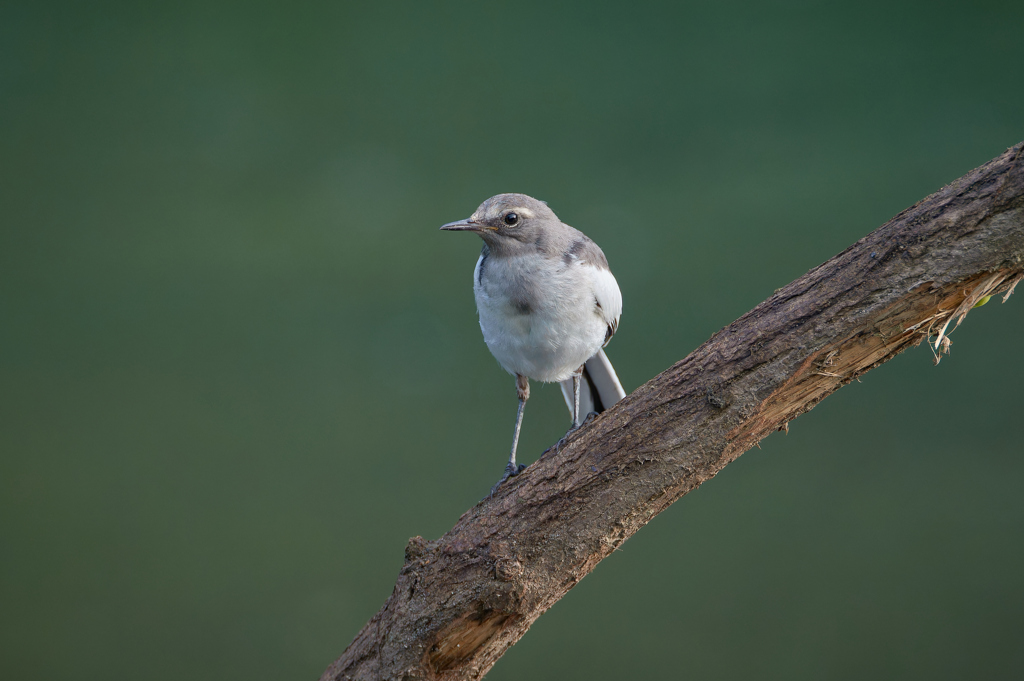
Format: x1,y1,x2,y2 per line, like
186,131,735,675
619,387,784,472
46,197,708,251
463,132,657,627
503,212,519,226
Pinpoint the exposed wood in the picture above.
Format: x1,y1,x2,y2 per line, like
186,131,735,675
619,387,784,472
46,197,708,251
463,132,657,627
322,142,1024,681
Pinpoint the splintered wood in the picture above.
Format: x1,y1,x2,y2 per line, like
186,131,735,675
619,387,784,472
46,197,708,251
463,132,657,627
727,268,1021,456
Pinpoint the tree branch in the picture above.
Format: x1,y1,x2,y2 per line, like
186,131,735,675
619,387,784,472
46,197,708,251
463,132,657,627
323,142,1024,681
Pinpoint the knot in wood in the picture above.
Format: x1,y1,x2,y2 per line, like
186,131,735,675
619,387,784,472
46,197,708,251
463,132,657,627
494,556,523,582
705,385,729,409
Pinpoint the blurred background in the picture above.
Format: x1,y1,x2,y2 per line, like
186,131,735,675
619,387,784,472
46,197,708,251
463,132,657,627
2,1,1023,679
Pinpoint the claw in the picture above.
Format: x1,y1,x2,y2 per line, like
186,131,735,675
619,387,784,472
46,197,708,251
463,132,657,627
489,462,527,497
555,425,579,451
556,412,600,451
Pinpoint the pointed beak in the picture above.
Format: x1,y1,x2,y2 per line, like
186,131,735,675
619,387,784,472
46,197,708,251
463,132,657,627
440,218,489,232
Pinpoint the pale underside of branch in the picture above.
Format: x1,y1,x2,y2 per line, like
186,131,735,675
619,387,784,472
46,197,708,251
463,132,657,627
323,142,1024,681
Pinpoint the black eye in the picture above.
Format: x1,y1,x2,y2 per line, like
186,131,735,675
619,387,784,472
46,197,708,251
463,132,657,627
503,212,519,226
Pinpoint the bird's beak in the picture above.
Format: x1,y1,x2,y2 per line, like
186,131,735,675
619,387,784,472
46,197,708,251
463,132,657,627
440,219,492,232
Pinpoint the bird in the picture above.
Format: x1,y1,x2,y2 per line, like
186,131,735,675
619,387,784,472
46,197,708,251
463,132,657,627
440,193,625,490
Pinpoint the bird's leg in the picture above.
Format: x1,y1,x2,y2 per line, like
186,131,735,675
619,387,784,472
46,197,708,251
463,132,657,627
507,376,529,473
572,370,582,429
556,366,586,450
491,375,529,495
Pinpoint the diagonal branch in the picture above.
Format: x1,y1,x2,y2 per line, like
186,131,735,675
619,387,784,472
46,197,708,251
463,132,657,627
323,142,1024,681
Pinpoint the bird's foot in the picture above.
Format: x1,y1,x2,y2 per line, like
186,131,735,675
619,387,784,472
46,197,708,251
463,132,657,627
555,412,599,450
489,462,527,497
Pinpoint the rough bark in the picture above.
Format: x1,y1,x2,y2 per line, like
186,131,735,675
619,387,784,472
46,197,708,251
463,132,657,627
323,142,1024,681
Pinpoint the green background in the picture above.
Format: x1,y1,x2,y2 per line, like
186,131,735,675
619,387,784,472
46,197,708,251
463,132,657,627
2,1,1022,679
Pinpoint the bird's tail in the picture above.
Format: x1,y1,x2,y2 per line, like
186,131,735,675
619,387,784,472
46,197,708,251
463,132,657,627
559,348,626,418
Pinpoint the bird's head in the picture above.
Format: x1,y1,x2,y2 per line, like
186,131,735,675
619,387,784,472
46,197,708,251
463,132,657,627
440,193,558,251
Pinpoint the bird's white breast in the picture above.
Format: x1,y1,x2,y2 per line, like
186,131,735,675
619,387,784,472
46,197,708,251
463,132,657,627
473,252,619,383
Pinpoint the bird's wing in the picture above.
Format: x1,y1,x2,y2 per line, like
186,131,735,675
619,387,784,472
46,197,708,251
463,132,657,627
557,236,625,418
560,234,621,344
587,265,622,346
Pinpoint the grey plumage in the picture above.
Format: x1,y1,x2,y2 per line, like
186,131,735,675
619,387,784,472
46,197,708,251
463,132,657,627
441,193,625,490
563,236,610,270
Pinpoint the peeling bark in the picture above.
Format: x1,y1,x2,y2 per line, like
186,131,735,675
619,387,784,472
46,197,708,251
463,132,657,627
322,142,1024,681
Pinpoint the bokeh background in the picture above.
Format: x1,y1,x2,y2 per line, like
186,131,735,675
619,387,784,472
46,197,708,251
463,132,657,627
2,1,1023,679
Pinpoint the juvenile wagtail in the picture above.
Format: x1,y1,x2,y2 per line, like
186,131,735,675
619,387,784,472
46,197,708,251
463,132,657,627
441,193,625,490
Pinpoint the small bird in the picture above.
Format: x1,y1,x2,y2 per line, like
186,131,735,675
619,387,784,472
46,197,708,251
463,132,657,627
441,193,625,489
